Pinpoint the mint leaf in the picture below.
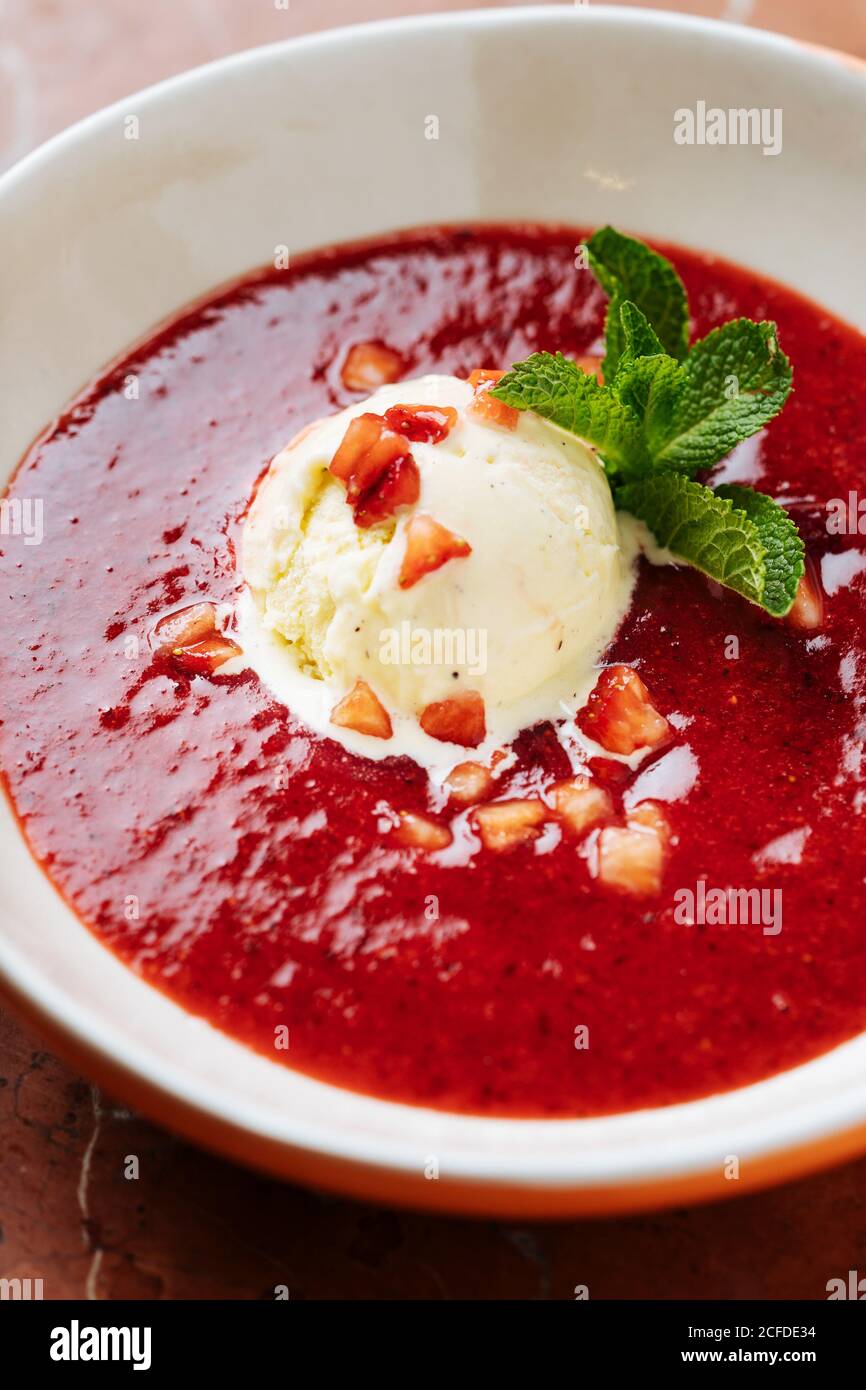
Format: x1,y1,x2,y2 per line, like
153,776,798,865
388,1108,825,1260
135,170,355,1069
585,226,690,378
647,319,793,475
714,484,805,616
616,301,666,370
616,472,803,615
608,303,678,432
490,352,651,477
610,352,683,448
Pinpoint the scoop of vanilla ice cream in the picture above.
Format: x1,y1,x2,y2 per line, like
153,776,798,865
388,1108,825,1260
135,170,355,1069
242,374,633,747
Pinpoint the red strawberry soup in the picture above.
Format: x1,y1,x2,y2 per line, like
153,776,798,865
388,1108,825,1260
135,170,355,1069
2,225,866,1117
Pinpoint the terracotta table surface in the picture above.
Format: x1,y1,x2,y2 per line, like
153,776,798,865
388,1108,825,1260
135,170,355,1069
3,0,866,1302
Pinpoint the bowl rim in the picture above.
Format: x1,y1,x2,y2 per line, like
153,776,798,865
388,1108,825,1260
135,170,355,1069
1,3,864,204
3,4,866,1218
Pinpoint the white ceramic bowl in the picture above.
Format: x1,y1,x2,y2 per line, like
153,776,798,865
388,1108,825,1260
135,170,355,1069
2,6,866,1217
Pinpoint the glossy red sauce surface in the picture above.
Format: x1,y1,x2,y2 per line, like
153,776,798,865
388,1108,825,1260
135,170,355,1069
2,226,866,1117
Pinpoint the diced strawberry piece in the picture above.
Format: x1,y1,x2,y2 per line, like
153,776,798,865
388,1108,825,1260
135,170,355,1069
574,355,603,382
341,341,405,393
467,368,519,430
787,557,824,631
444,760,495,806
394,811,452,851
329,413,411,504
420,691,486,747
170,635,242,675
330,679,393,739
153,603,241,676
152,601,218,655
399,513,471,589
384,404,457,444
468,368,506,388
472,798,547,852
469,392,519,431
595,801,671,895
550,776,613,837
353,453,420,528
627,800,671,844
595,802,670,896
578,665,670,756
596,821,666,896
587,756,631,787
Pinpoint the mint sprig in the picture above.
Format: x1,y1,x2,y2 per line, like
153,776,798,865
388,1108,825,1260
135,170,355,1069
490,226,803,616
